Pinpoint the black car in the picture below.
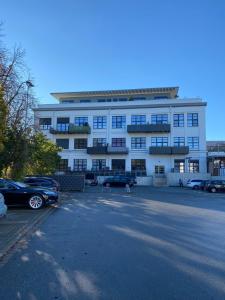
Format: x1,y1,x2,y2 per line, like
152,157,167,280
207,180,225,193
0,179,58,209
103,176,134,187
199,180,210,191
24,177,60,191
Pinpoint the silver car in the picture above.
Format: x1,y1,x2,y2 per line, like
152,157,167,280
0,192,7,218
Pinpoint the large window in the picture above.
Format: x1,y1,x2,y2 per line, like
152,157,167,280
56,139,69,149
131,137,146,149
151,114,168,124
131,159,146,171
174,159,185,173
112,138,126,147
57,117,70,131
93,138,107,147
187,113,198,127
151,137,168,147
112,116,126,128
173,114,184,127
58,159,68,171
188,137,199,150
39,118,51,130
92,159,106,171
75,117,88,126
74,159,87,171
74,139,87,149
155,165,165,174
93,116,107,129
112,159,125,170
189,160,199,173
131,115,146,125
174,137,185,147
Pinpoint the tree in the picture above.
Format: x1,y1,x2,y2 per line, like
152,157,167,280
0,86,7,152
27,132,61,175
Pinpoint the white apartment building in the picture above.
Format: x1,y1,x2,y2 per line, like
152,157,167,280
34,87,207,178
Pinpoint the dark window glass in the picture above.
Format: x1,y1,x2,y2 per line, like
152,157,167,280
58,159,68,171
112,138,126,147
74,139,87,149
80,100,91,103
188,137,199,150
174,137,185,147
155,165,165,174
189,160,199,173
74,159,87,171
131,137,146,149
131,159,146,171
187,113,198,127
112,159,125,170
173,114,184,127
75,117,88,126
93,138,107,147
112,116,126,128
93,116,107,129
56,118,69,131
56,139,69,149
39,118,51,130
151,114,168,124
174,159,185,173
151,137,168,147
131,115,146,125
92,159,106,171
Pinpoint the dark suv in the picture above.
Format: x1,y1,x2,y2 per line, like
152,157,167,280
103,176,135,187
207,180,225,193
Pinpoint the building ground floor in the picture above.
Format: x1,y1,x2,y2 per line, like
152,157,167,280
57,151,207,176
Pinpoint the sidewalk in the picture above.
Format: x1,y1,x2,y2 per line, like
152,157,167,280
0,205,56,262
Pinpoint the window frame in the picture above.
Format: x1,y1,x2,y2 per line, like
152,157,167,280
151,137,168,147
131,115,146,125
131,137,146,149
188,137,199,150
93,116,107,129
111,138,126,147
74,138,87,149
112,116,126,129
73,159,87,171
173,114,184,127
151,114,168,124
174,137,185,147
187,113,199,127
131,159,146,171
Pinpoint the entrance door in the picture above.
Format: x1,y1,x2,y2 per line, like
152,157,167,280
112,159,125,171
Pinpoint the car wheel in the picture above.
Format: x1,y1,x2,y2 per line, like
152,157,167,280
28,195,44,209
211,187,217,193
193,185,199,190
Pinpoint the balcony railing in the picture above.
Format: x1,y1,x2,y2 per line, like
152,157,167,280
127,124,170,133
107,146,129,154
87,146,108,154
50,123,91,134
149,146,189,155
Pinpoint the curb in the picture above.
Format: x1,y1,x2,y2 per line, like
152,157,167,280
0,203,60,264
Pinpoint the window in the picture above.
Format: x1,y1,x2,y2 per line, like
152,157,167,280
56,139,69,149
188,137,199,150
174,159,185,173
80,99,91,103
112,138,126,147
151,137,168,147
187,113,198,127
93,116,107,129
92,159,106,171
174,137,185,147
131,159,146,171
39,118,51,130
189,160,199,173
131,115,146,125
112,159,125,170
173,114,184,127
74,139,87,149
93,138,107,147
75,117,88,126
74,159,87,171
131,137,146,149
155,165,165,174
112,116,126,128
151,114,168,124
58,159,68,171
57,117,70,131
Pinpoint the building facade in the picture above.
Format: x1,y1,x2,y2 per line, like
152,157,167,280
207,141,225,176
34,87,207,177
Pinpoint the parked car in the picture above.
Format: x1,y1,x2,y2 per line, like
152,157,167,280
186,179,203,190
0,192,7,217
24,177,60,191
0,179,58,209
85,173,98,186
103,176,134,187
199,180,210,191
207,180,225,193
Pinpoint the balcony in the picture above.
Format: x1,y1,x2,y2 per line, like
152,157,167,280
149,146,189,155
50,124,91,134
107,146,129,154
87,146,108,154
127,124,170,133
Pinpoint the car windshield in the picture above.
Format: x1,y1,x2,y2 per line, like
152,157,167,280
14,182,28,188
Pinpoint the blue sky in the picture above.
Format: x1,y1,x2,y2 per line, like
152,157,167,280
1,0,225,140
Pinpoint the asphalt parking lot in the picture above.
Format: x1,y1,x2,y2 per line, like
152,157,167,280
0,186,225,300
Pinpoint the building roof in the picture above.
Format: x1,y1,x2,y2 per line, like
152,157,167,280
51,86,179,101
